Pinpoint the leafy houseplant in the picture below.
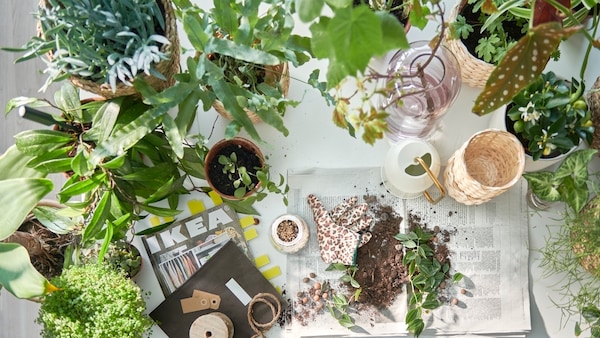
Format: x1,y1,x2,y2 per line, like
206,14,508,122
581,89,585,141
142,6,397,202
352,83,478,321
203,137,288,204
472,0,600,115
169,0,310,142
2,0,179,98
448,0,529,66
37,263,154,338
505,71,594,161
0,82,206,299
523,148,598,213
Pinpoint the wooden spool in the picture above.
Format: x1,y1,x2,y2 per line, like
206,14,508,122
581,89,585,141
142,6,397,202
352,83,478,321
189,312,234,338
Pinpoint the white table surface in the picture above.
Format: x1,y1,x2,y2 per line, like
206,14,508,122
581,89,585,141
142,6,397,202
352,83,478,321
2,1,599,337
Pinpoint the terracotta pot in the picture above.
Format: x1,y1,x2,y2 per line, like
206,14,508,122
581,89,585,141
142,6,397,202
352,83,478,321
204,137,265,200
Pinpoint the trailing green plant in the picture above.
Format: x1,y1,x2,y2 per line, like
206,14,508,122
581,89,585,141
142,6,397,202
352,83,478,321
2,0,171,93
168,0,311,142
507,71,594,161
36,263,154,338
327,263,362,303
395,225,463,337
576,305,600,337
523,148,598,213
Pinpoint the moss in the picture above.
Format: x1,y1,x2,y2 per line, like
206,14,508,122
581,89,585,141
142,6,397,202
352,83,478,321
37,264,153,338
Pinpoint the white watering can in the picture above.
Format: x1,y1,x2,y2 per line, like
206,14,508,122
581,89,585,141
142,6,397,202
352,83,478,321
381,139,445,204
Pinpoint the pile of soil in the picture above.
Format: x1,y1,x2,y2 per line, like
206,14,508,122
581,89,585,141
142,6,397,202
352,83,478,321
353,198,408,307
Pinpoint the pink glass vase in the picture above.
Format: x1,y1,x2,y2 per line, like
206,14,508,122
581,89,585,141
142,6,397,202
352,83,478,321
379,40,461,142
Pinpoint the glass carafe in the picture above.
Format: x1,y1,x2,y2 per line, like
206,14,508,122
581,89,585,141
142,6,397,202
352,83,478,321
379,40,461,143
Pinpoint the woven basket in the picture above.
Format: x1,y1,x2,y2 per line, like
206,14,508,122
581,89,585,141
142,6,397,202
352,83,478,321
213,62,290,124
572,196,600,278
444,129,525,205
443,0,495,88
38,0,180,98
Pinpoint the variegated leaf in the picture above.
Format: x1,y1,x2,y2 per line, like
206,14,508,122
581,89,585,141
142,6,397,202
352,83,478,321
473,22,580,115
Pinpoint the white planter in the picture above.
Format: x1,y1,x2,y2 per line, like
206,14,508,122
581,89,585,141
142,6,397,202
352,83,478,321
488,107,578,172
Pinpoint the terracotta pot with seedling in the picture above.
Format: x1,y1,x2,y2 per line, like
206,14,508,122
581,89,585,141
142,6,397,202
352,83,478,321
203,137,288,204
270,214,309,254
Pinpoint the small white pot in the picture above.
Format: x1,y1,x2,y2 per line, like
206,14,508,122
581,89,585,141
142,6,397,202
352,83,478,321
488,107,579,172
270,214,309,254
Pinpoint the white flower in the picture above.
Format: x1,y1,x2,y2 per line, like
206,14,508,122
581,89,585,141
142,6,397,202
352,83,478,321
519,102,541,123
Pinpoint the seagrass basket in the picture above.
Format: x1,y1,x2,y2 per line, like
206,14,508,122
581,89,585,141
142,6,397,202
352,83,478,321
444,129,525,205
443,0,495,88
38,0,180,98
212,62,290,124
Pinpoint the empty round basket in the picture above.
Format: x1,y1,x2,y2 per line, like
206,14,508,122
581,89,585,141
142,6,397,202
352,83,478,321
444,129,525,205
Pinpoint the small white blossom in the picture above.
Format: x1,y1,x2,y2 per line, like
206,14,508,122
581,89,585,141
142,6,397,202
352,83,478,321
519,102,541,123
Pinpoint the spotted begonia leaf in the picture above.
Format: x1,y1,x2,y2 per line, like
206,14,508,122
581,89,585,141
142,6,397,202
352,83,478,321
473,22,580,116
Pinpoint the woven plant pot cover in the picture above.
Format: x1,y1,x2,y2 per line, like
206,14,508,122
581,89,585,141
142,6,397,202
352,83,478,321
443,0,495,88
572,196,600,278
39,0,180,99
213,62,290,124
444,129,525,205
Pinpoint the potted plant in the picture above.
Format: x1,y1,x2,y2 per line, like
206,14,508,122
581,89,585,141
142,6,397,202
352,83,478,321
81,240,143,279
2,0,179,98
202,137,288,205
444,0,529,87
526,148,600,337
0,82,207,299
489,71,594,171
168,0,311,142
522,148,598,213
472,0,600,115
36,263,154,338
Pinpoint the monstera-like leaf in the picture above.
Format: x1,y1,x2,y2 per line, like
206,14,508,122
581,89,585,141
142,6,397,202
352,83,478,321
473,22,580,115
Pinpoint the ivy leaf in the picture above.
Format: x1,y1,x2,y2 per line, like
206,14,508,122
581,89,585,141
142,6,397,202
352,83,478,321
475,35,500,63
473,22,581,115
453,15,474,40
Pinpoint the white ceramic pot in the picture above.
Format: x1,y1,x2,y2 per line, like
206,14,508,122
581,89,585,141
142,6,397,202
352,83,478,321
488,107,579,172
381,139,445,203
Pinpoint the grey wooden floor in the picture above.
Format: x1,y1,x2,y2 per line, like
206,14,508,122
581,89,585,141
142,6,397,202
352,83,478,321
1,1,59,337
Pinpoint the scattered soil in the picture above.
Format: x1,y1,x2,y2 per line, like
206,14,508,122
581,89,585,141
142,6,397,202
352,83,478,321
288,195,456,326
276,220,299,242
205,143,263,196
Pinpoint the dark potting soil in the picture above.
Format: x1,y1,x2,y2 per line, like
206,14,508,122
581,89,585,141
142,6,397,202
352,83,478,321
459,2,526,62
206,144,262,196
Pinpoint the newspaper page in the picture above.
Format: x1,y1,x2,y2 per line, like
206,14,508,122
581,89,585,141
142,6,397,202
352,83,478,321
140,204,252,296
284,167,530,338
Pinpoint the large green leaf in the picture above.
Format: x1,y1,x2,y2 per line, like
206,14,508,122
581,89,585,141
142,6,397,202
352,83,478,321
207,38,282,65
554,149,598,185
0,145,46,180
473,22,581,115
522,171,562,201
32,206,78,235
296,0,325,22
0,178,53,241
15,130,74,156
0,243,57,299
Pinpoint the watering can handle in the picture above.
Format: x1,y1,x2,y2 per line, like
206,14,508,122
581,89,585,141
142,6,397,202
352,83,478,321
414,156,446,204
